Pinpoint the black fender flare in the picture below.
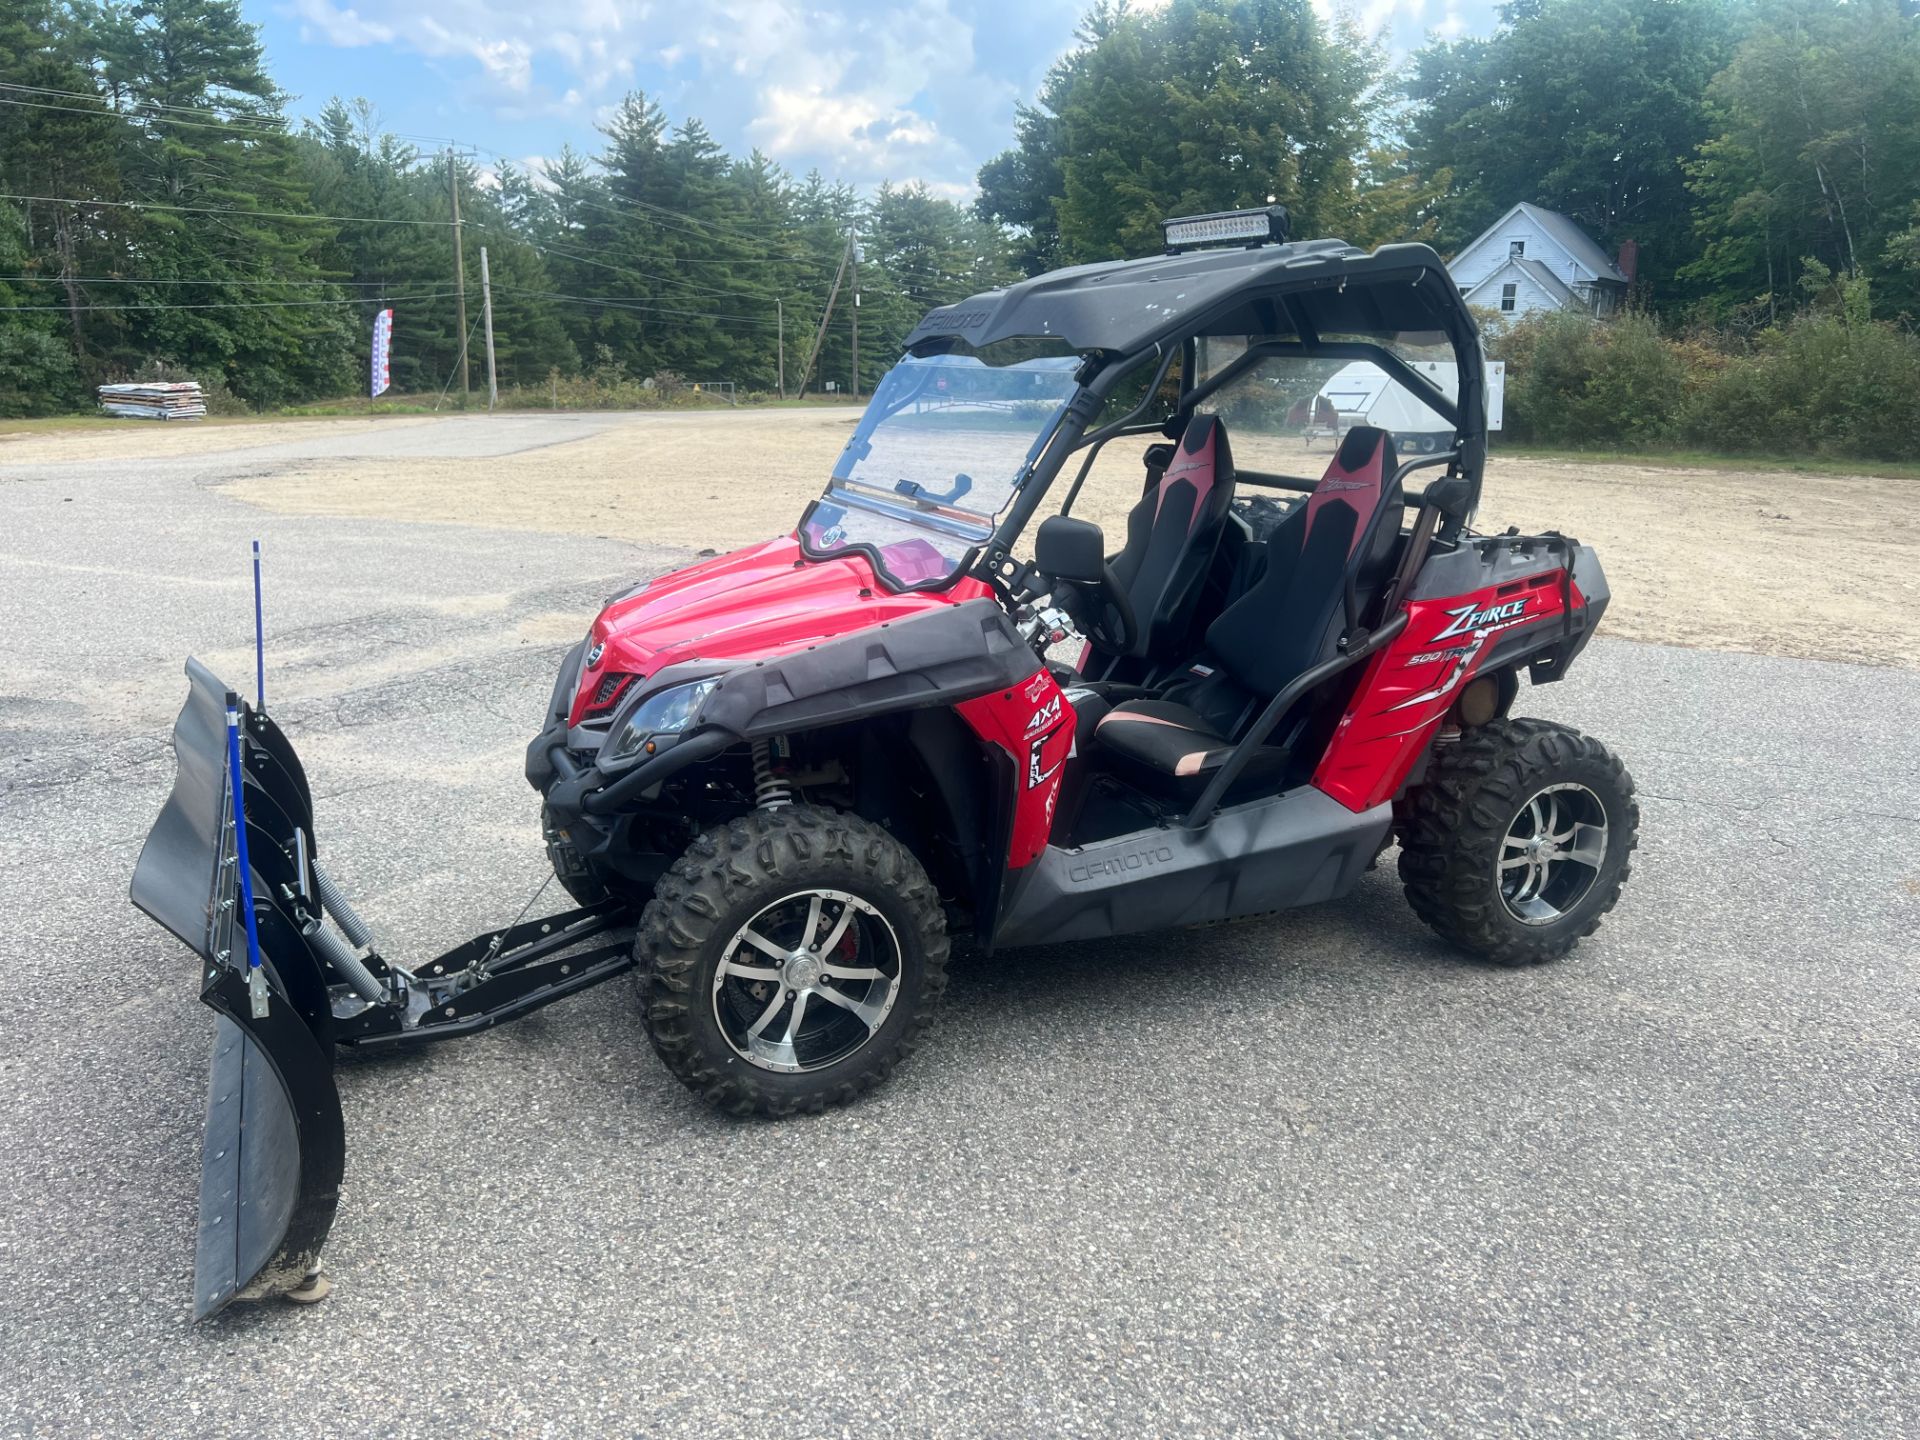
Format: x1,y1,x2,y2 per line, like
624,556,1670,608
558,600,1039,818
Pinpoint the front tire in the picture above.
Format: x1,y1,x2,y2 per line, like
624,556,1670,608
636,806,949,1116
1398,718,1638,965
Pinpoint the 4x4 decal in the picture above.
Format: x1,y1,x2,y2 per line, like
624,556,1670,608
1024,694,1062,737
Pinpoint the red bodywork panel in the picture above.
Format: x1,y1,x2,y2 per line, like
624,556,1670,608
955,671,1075,869
1314,570,1580,812
573,536,993,726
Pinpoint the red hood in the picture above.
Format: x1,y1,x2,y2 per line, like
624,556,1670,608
570,536,994,725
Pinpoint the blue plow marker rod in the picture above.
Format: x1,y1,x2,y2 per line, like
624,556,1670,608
224,693,264,974
251,540,265,714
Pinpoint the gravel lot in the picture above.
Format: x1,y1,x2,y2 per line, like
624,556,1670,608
1,414,1916,1437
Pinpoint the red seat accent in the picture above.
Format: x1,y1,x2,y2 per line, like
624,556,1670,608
1303,427,1394,556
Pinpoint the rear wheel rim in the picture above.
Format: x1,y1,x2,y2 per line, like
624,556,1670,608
713,889,903,1074
1498,782,1609,925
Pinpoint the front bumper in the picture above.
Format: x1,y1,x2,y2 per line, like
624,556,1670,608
524,645,724,825
524,639,588,793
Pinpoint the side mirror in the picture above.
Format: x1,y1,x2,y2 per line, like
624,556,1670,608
1034,515,1107,586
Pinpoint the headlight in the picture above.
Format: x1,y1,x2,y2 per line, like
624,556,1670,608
603,677,718,763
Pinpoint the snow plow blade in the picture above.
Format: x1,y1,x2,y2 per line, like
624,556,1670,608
131,659,344,1320
132,659,636,1319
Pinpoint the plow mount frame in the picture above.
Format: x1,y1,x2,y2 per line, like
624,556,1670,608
132,659,634,1320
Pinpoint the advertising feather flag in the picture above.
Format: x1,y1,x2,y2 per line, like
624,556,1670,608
370,308,393,398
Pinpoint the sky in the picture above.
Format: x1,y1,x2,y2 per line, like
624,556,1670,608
254,0,1499,199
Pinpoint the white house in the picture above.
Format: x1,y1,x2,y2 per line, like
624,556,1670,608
1447,202,1631,321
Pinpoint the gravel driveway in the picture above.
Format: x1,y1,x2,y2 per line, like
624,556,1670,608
1,421,1915,1437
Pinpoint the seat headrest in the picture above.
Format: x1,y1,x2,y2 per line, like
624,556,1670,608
1304,426,1397,556
1151,413,1233,532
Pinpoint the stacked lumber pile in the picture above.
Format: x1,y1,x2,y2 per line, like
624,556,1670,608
97,382,207,420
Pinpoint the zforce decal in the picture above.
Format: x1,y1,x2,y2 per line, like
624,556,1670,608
1433,596,1531,641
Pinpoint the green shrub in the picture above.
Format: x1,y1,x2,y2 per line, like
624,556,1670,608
1495,312,1686,448
0,326,80,417
1680,314,1920,460
1492,302,1920,461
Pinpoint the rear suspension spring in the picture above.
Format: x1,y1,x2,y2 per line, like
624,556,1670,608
752,737,791,810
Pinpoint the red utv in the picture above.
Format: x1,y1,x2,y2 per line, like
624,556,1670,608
133,207,1636,1316
528,206,1639,1116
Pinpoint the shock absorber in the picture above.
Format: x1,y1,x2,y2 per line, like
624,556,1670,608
752,737,791,810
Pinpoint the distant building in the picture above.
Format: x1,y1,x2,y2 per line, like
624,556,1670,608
1447,202,1632,321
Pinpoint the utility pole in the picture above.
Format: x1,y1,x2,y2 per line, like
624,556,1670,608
850,238,860,401
777,297,785,400
479,245,498,412
795,237,852,400
449,151,470,398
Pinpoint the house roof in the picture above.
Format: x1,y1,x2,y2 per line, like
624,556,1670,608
1460,202,1629,286
1463,255,1580,308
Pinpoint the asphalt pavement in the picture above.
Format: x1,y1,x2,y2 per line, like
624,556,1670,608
0,417,1915,1438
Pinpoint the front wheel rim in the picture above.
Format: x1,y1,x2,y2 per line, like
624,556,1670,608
1498,782,1609,925
713,889,903,1074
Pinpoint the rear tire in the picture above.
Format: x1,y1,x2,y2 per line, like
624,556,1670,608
636,806,949,1116
1398,717,1638,965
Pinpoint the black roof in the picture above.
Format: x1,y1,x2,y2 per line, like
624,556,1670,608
905,239,1467,357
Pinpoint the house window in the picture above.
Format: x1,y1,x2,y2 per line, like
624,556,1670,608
1500,283,1518,313
1509,240,1525,258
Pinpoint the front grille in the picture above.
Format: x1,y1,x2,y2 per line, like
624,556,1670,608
586,671,633,714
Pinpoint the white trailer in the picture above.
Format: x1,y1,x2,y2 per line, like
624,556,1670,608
1313,360,1505,454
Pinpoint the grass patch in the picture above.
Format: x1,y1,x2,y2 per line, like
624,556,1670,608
1492,444,1920,482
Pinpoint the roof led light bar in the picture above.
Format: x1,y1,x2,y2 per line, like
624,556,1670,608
1161,204,1292,254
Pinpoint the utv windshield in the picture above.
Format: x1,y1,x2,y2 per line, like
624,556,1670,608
799,351,1082,589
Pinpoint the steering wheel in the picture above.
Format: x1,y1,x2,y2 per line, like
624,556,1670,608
1055,563,1139,656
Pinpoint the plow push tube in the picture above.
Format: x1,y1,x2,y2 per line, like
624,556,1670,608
132,659,635,1320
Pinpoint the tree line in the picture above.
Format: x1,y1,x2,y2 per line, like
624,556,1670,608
980,0,1920,320
4,0,1920,442
0,0,1017,413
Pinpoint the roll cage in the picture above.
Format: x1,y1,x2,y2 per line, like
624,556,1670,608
880,239,1489,598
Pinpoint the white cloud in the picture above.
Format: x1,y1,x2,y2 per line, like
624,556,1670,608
280,0,1016,189
290,0,395,46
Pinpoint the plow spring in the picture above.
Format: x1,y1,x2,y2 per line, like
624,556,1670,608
132,659,633,1320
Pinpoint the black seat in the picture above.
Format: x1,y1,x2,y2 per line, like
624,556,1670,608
1085,413,1237,673
1095,426,1404,790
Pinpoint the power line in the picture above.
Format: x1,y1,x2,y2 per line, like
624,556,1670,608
1,83,987,282
1,290,453,313
0,274,408,288
0,80,479,153
498,286,779,329
494,228,786,303
0,94,290,138
0,190,457,227
0,81,288,126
